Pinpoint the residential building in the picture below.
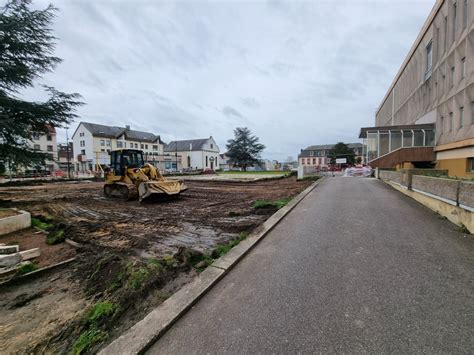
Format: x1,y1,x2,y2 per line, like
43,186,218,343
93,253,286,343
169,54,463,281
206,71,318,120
164,137,220,171
29,125,58,172
72,122,166,172
298,143,364,167
57,142,73,174
360,0,473,177
219,153,231,171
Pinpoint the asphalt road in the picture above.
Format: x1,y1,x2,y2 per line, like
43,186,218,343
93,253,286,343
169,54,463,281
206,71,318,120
148,177,474,354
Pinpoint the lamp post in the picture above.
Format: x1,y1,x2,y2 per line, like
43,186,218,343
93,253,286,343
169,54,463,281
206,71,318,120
66,127,71,179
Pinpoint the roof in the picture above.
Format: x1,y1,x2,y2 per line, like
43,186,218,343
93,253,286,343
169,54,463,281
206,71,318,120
75,122,163,143
164,138,210,152
359,123,435,138
81,122,124,138
303,143,363,151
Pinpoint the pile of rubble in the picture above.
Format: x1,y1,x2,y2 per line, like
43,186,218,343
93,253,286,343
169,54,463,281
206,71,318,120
0,243,41,280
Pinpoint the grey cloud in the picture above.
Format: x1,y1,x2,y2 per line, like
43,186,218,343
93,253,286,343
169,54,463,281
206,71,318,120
222,106,244,119
241,97,260,109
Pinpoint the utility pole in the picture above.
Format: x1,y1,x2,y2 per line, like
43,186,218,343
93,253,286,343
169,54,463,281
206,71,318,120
175,140,178,173
66,127,71,179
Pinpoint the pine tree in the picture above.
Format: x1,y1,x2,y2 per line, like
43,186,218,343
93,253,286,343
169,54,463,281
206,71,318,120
0,0,83,173
328,142,355,165
226,127,265,171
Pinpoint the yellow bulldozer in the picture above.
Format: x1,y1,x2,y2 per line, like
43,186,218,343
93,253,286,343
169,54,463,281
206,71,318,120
104,149,187,202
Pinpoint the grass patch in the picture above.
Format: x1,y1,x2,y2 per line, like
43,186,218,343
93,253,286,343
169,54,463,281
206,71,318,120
31,217,54,231
126,259,164,290
17,262,38,275
70,301,116,354
127,265,151,290
253,197,292,210
46,229,65,245
69,327,108,355
85,301,116,325
212,232,248,259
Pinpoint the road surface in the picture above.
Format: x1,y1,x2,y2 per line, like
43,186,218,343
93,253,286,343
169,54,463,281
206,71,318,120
148,177,474,354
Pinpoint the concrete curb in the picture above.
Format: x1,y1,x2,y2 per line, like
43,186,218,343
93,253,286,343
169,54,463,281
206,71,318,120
100,178,323,355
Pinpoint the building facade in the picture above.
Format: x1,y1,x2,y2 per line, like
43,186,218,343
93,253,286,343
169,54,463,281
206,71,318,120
29,125,58,173
164,137,220,171
361,0,473,177
72,122,166,172
298,143,364,167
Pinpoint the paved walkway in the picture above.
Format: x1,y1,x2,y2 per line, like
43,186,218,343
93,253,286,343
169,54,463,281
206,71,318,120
148,177,474,354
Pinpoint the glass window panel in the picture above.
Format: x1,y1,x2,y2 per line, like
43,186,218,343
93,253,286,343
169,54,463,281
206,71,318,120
390,131,402,151
379,132,389,156
403,131,413,147
425,130,435,146
414,130,424,146
367,132,378,161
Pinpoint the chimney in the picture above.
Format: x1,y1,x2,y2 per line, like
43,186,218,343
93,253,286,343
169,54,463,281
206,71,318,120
125,125,130,130
189,143,192,151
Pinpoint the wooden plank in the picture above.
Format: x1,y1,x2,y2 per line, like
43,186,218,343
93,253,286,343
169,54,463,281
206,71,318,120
19,248,41,261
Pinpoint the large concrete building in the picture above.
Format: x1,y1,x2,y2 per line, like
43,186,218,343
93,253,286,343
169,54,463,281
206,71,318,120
360,0,473,177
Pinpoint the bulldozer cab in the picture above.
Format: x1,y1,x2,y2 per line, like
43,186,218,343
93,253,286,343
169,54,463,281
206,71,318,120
110,149,144,176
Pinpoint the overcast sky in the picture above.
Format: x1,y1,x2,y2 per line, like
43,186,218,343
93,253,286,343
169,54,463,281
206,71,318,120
25,0,434,161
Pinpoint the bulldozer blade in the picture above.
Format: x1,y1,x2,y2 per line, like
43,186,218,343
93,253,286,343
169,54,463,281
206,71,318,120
138,181,187,202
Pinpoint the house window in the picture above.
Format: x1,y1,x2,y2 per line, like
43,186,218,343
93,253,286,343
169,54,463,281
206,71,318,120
312,158,316,164
34,144,40,150
468,158,474,172
47,135,52,141
463,0,468,29
453,2,457,43
460,107,464,128
47,145,53,152
472,102,474,124
140,144,144,149
81,149,85,155
135,143,138,148
32,133,40,140
210,143,213,149
100,139,105,146
117,141,123,148
425,40,432,79
79,132,84,137
106,140,111,146
444,16,448,51
206,156,208,167
145,144,148,149
101,149,105,152
461,57,466,78
449,112,453,131
153,145,158,151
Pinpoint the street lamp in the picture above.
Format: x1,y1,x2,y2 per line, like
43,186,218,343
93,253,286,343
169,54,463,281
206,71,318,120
66,127,71,179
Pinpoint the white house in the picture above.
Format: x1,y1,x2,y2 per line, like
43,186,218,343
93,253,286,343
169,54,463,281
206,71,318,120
164,137,220,171
72,122,166,172
219,153,231,171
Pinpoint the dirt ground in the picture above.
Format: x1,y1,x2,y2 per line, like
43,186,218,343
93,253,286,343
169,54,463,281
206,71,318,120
0,228,76,270
0,177,312,354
